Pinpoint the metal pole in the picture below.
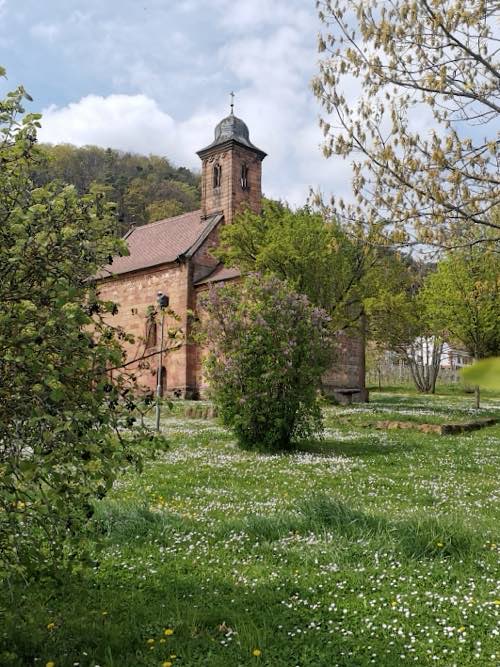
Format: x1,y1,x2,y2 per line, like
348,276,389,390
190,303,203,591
155,308,165,432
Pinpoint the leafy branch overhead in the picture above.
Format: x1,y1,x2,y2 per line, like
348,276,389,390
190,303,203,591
314,0,500,246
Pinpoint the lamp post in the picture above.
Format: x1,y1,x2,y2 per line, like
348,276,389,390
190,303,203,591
155,291,169,432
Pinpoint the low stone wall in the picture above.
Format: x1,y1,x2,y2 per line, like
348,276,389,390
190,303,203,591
373,418,497,435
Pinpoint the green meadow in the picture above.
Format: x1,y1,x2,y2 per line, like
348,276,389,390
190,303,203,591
2,392,500,667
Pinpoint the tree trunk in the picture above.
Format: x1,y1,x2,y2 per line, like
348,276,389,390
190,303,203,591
404,338,442,393
430,339,443,394
473,355,480,409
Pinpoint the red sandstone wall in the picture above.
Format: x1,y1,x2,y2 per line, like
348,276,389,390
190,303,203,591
322,330,367,401
97,262,195,397
200,144,263,223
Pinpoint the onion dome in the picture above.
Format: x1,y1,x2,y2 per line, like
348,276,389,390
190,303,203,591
197,111,266,159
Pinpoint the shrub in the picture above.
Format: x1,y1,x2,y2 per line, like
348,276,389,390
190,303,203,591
0,75,162,579
200,275,334,451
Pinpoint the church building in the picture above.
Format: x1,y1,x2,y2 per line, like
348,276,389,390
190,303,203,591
97,109,367,402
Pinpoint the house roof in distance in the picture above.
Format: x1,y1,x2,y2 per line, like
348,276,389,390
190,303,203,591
98,210,223,278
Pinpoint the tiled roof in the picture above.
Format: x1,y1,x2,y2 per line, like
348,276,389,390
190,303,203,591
98,210,222,278
195,264,241,286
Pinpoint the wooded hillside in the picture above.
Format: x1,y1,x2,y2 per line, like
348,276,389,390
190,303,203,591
32,144,201,234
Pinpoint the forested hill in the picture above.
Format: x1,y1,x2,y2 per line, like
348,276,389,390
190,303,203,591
32,144,201,234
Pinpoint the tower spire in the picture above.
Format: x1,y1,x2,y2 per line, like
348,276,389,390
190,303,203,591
230,91,235,116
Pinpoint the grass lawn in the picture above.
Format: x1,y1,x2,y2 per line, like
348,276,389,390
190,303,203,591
2,392,500,666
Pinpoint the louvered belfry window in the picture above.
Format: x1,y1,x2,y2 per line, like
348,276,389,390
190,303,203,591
213,163,222,189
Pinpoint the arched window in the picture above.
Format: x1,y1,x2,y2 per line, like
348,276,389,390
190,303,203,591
241,163,249,190
213,163,222,189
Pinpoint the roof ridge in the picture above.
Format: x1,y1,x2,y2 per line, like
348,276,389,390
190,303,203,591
129,208,203,233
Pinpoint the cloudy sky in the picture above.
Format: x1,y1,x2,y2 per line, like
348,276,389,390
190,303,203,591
0,0,351,205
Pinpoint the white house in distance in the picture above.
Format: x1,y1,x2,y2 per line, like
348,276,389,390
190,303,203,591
406,338,472,370
440,343,472,370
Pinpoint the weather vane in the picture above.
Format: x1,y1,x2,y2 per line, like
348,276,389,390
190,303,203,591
230,91,235,115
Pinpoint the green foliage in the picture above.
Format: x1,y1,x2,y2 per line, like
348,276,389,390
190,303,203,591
31,143,200,233
462,358,500,390
0,78,159,578
217,200,383,328
1,393,499,666
422,243,500,360
200,275,335,451
364,260,444,393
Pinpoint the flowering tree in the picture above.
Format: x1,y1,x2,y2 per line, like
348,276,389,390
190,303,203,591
314,0,500,247
200,275,335,451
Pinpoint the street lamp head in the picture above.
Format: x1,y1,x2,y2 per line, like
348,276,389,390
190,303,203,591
157,292,169,309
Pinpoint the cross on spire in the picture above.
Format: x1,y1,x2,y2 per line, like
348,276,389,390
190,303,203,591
230,91,235,115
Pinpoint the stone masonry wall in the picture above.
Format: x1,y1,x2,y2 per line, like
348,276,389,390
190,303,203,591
97,262,195,397
201,143,263,223
322,330,368,402
191,225,221,284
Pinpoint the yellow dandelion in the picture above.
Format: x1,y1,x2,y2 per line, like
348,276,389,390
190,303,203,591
252,648,262,657
162,662,173,667
390,600,397,607
147,638,155,644
46,662,56,667
47,622,55,631
164,628,174,636
436,542,444,547
494,600,500,606
457,626,465,632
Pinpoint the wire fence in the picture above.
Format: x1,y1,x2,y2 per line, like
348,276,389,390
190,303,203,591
366,364,465,389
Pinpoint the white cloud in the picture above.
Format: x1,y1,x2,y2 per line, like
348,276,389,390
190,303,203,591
26,0,353,207
40,94,175,155
30,22,61,42
39,93,220,171
37,90,351,207
213,0,315,34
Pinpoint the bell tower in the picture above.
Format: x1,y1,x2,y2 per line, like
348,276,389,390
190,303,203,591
197,103,267,224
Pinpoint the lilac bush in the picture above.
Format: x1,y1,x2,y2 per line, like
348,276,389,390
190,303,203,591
200,275,335,451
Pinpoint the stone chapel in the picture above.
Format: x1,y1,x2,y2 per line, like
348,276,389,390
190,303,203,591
97,110,367,402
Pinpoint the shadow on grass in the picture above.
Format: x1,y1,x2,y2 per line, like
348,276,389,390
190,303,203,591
222,494,481,561
1,563,412,667
1,495,489,667
92,500,201,543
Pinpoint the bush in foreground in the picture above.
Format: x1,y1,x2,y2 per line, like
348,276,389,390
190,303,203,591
0,73,162,579
200,275,334,451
